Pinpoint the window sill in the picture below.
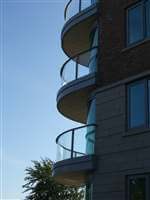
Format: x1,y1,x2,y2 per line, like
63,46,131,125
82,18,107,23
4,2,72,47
122,37,150,53
123,127,150,137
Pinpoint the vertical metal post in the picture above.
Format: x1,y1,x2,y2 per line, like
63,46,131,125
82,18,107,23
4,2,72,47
75,57,79,80
79,0,81,12
71,130,74,158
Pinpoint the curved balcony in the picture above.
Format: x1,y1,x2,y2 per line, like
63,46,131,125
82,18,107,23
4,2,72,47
53,124,96,186
62,0,98,58
57,47,97,123
64,0,97,21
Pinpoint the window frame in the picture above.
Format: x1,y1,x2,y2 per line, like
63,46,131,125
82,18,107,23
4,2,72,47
126,0,150,46
127,78,150,130
126,174,150,200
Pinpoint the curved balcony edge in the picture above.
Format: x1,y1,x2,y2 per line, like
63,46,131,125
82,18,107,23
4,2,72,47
52,155,96,186
57,73,97,123
61,3,98,58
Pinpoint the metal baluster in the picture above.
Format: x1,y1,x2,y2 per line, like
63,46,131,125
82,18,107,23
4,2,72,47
75,57,79,80
71,130,75,158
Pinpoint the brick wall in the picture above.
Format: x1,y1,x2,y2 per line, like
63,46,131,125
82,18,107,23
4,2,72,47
98,0,150,86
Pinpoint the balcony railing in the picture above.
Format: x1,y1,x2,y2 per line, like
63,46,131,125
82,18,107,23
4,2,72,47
64,0,97,20
60,46,98,86
56,124,96,162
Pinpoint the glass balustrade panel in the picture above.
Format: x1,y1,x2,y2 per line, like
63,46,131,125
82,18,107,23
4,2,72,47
61,58,90,86
81,0,91,10
56,125,96,162
86,99,96,154
62,59,76,85
89,28,98,73
73,127,87,158
77,50,90,77
85,184,93,200
56,130,72,162
65,0,80,20
88,49,97,73
61,48,98,86
85,126,95,155
65,0,94,21
78,63,89,78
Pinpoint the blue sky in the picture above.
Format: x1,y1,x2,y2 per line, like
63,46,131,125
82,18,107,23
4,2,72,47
0,0,81,199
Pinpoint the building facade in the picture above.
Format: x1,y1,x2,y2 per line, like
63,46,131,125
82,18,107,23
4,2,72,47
53,0,150,200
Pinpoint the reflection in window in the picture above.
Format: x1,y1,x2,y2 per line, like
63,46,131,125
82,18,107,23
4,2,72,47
127,0,150,45
128,79,150,129
128,176,146,200
128,82,145,128
128,4,143,44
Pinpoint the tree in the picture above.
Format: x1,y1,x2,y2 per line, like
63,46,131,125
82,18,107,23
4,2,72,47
23,158,84,200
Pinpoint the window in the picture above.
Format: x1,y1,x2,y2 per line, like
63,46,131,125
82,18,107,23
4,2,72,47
128,79,150,129
127,174,150,200
127,0,150,45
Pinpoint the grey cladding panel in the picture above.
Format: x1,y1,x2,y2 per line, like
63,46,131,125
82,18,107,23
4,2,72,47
96,85,125,104
96,97,125,121
93,82,150,200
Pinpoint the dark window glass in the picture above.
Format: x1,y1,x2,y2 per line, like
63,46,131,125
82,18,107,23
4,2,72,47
129,177,146,200
128,4,144,44
146,0,150,36
128,82,145,128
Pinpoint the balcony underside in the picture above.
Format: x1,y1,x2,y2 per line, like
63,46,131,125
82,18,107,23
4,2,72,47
53,155,96,186
61,4,98,59
57,73,96,124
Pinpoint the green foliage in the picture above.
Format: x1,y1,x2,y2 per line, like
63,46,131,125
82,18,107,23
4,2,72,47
23,158,84,200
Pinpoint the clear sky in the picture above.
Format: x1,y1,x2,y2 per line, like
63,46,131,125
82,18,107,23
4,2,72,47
0,0,81,199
